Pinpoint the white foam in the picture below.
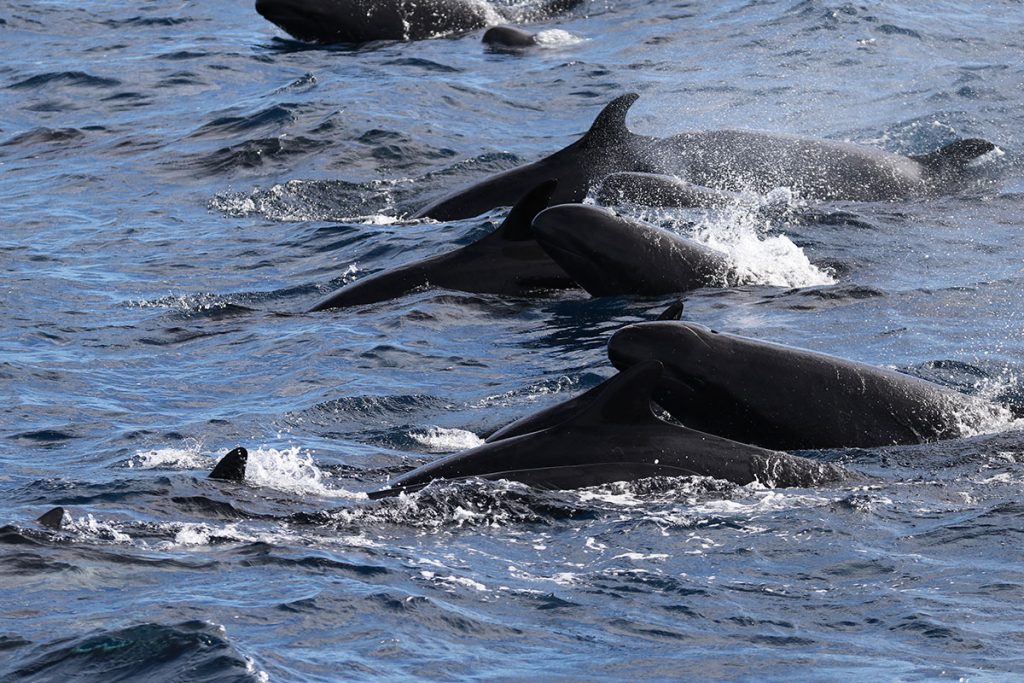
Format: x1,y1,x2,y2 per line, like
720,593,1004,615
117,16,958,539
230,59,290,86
690,199,836,288
410,427,485,452
127,443,207,470
67,514,132,544
244,446,364,499
534,29,584,47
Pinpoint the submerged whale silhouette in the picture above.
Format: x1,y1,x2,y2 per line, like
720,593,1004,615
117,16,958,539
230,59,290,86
369,361,847,498
256,0,581,44
416,93,995,221
310,181,576,311
608,321,1010,451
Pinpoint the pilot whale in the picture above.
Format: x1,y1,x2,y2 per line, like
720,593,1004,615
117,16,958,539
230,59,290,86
532,203,731,297
608,321,1010,451
416,93,995,221
369,361,847,498
256,0,581,44
310,181,577,311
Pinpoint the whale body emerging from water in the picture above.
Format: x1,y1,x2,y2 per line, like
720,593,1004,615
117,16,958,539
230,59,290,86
532,203,731,297
368,361,847,498
416,93,995,221
256,0,581,44
309,181,576,311
608,321,1010,451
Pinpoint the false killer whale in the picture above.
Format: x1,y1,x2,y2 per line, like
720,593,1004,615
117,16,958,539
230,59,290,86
482,25,539,48
310,181,577,311
484,300,684,443
256,0,581,44
416,93,995,220
532,203,731,297
608,321,1010,451
369,361,847,498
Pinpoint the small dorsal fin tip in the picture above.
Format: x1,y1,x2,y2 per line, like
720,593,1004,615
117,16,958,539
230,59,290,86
37,506,67,531
209,446,248,482
499,180,558,240
657,300,684,321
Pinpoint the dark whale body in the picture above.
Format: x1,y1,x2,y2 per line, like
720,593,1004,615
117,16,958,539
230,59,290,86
256,0,581,44
482,25,539,48
309,181,576,311
416,93,995,221
369,361,846,498
608,321,1009,451
532,204,731,297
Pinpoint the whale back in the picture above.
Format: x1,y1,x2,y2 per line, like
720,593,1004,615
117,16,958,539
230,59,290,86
415,94,646,221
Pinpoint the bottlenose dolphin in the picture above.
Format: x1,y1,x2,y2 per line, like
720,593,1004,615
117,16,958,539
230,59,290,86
256,0,581,44
368,361,847,498
532,203,731,296
310,181,576,311
608,321,1010,450
416,93,995,220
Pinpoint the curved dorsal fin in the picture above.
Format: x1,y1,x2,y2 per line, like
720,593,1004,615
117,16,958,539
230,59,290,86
656,300,684,321
579,93,640,148
498,180,558,241
209,447,248,482
910,138,995,171
568,360,663,426
37,506,67,531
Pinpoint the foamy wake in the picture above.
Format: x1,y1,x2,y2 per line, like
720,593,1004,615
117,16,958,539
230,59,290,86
628,189,836,289
410,427,485,452
128,443,363,498
534,29,584,47
243,446,364,499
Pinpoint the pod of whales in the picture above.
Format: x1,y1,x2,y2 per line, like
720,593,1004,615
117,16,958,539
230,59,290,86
368,361,847,498
532,203,731,296
608,321,1009,451
255,0,581,44
310,181,576,311
416,93,995,220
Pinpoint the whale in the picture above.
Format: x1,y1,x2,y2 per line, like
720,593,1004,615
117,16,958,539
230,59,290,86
482,25,539,48
532,203,731,297
310,181,577,311
415,93,995,221
608,321,1010,451
369,361,846,498
209,447,249,483
484,300,684,443
256,0,581,44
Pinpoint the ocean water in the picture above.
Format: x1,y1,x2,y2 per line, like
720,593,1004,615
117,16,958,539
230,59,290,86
2,0,1024,679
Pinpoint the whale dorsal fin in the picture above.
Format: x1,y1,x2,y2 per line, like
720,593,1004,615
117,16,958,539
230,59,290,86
37,506,67,530
209,447,248,482
910,138,995,172
566,360,663,427
498,180,557,241
579,93,639,149
656,300,684,321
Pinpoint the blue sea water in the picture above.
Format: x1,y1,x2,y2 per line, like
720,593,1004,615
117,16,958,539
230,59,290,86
2,0,1024,679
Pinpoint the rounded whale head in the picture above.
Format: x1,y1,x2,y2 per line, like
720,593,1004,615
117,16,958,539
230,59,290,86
533,204,729,297
608,321,721,376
